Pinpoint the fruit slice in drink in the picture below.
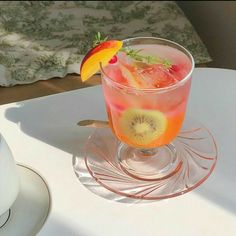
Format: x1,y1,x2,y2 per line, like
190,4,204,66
80,40,123,81
118,108,167,147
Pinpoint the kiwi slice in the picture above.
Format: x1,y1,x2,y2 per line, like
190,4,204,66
119,108,167,145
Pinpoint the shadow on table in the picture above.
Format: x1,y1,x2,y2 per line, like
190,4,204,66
4,87,106,158
3,86,236,214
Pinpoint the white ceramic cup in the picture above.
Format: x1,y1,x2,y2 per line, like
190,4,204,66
0,134,20,216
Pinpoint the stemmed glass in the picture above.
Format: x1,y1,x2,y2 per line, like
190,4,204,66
74,37,217,200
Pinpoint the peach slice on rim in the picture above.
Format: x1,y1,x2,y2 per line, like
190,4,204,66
80,40,123,82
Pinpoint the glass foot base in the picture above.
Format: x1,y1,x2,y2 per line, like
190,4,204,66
118,143,180,181
75,117,217,200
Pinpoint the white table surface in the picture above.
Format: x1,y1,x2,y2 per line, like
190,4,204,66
0,68,236,236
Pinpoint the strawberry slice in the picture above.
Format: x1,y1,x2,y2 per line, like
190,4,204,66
109,55,118,64
170,64,180,72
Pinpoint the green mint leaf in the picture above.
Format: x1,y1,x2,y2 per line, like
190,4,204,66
121,46,172,67
97,32,101,40
93,32,109,47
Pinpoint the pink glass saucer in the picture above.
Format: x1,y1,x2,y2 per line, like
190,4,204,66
74,117,217,200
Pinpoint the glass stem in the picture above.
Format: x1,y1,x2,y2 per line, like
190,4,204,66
138,148,159,157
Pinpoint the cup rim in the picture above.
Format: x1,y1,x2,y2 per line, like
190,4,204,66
100,37,195,93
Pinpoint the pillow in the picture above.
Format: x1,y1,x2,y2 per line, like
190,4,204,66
0,1,211,86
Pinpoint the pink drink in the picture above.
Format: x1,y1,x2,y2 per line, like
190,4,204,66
101,39,193,148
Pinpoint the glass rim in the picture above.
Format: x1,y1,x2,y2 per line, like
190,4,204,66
100,37,195,93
